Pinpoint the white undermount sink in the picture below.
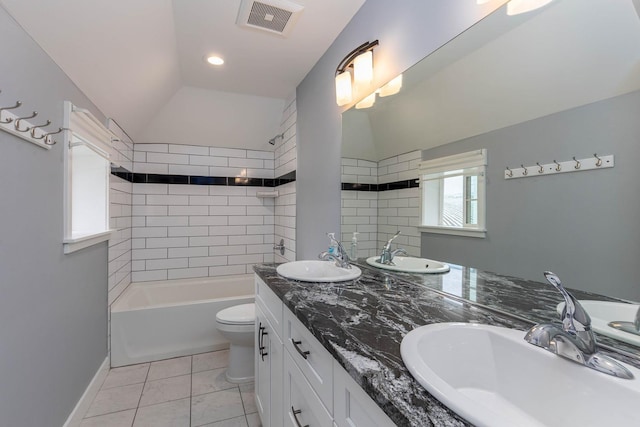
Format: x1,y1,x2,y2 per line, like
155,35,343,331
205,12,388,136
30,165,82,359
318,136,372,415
365,256,450,273
401,322,640,427
557,301,640,347
276,260,361,282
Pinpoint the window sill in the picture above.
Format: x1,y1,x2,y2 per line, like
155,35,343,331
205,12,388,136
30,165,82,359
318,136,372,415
63,231,112,254
419,226,486,238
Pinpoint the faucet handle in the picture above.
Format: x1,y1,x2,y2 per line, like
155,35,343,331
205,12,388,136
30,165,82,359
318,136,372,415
384,231,401,250
544,271,591,333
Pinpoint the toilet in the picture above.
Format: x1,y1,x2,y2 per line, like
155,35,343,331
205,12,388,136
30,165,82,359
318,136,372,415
215,303,255,383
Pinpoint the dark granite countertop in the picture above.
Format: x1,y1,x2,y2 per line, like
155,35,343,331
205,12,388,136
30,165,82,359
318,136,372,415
253,261,640,427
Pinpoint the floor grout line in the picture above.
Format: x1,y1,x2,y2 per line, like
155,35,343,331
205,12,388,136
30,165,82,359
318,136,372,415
130,362,151,427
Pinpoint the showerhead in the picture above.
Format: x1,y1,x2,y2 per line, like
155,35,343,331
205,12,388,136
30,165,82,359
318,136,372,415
268,133,284,146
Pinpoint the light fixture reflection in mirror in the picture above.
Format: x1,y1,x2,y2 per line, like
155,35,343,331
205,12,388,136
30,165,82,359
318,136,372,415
379,74,403,97
356,93,376,109
507,0,554,15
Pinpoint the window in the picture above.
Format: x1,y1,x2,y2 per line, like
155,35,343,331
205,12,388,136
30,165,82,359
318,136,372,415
63,101,115,253
419,149,487,238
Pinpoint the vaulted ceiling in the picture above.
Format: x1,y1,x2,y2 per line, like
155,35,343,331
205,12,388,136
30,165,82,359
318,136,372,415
1,0,366,147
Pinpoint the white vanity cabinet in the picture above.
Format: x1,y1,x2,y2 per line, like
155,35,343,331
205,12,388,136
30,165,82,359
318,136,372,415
255,275,395,427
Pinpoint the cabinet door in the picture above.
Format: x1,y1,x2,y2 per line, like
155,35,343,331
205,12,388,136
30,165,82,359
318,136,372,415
284,351,333,427
255,305,284,427
255,306,270,426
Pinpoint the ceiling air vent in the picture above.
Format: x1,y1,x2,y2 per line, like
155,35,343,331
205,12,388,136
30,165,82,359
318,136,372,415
236,0,304,37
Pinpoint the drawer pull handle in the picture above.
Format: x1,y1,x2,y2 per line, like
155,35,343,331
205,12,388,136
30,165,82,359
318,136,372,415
258,323,266,348
291,406,309,427
259,323,268,361
291,339,310,359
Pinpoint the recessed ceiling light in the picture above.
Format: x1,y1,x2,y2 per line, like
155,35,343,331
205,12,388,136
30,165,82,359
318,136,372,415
205,55,224,66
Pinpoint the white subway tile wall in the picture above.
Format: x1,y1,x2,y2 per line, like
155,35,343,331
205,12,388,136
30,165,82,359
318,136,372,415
108,132,134,355
121,95,296,282
341,190,378,258
130,178,276,282
275,95,297,178
275,94,297,262
341,150,421,259
378,150,421,184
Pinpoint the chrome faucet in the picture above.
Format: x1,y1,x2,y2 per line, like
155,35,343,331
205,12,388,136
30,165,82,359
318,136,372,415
376,231,407,265
318,234,351,269
524,271,634,379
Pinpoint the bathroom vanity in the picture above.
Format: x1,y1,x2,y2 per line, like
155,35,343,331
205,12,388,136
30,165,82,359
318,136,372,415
253,261,640,426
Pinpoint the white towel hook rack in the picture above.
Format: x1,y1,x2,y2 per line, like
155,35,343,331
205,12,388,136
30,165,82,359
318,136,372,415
505,154,614,180
0,89,57,149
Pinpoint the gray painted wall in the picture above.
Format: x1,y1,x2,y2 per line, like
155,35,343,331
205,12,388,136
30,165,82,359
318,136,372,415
0,7,108,427
296,0,505,259
421,90,640,301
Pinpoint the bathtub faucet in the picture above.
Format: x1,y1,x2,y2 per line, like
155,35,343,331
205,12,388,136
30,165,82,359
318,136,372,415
319,234,351,269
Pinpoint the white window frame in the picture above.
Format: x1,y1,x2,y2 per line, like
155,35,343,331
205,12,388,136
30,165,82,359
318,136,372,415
418,149,487,238
62,101,115,254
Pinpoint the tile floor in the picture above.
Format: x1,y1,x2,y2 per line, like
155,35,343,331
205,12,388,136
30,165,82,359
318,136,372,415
80,350,261,427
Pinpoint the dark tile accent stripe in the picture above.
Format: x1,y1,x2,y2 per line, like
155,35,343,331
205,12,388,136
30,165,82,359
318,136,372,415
110,165,296,188
342,178,419,192
341,183,379,191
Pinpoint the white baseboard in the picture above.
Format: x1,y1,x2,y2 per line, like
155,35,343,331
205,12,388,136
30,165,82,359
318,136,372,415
62,357,110,427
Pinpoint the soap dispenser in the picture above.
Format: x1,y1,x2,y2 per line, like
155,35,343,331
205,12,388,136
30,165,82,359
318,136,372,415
327,233,338,255
350,232,359,260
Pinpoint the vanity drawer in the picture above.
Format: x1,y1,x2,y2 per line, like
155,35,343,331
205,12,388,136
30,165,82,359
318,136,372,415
256,276,283,339
284,351,333,427
284,307,334,414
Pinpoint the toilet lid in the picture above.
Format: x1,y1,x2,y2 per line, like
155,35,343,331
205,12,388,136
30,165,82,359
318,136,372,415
216,303,255,325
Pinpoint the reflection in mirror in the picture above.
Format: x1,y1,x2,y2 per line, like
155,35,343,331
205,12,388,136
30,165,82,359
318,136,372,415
341,0,640,320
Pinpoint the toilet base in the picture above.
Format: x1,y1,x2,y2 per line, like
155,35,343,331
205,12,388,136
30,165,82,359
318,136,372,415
225,342,254,383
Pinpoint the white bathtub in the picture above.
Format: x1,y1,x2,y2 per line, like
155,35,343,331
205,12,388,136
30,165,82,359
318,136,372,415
110,274,255,367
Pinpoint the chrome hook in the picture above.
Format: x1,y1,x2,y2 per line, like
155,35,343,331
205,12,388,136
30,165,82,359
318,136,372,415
594,153,602,167
553,160,561,172
573,156,581,170
521,164,528,176
14,111,38,132
29,120,52,138
42,127,64,146
536,162,544,174
506,166,513,177
0,100,22,124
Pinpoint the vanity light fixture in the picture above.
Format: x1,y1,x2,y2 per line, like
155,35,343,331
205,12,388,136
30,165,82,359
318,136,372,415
205,55,225,66
506,0,554,15
335,40,379,106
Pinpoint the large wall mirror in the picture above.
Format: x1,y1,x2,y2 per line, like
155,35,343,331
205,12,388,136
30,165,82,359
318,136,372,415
341,0,640,316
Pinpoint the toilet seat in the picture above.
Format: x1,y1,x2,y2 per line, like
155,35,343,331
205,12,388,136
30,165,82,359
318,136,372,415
216,303,255,325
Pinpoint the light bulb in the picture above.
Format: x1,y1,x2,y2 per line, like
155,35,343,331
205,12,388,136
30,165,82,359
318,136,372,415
353,50,373,87
206,56,224,66
335,71,353,106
